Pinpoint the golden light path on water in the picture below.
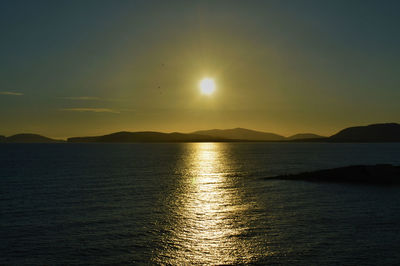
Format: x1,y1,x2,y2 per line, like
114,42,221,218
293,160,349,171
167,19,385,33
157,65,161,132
155,143,266,264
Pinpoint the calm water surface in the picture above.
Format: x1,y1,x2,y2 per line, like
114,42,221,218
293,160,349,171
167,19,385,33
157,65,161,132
1,143,400,265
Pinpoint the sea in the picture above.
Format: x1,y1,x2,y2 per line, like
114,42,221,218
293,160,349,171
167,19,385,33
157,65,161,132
1,142,400,265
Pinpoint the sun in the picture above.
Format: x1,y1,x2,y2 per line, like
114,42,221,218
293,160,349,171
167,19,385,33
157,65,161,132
199,78,216,95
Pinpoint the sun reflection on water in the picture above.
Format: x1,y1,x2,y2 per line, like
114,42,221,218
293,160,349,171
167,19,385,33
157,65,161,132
154,143,257,264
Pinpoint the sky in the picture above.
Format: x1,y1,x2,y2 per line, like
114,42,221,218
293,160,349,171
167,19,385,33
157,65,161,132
1,0,399,138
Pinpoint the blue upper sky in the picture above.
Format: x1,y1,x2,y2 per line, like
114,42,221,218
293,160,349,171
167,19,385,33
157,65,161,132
1,0,399,138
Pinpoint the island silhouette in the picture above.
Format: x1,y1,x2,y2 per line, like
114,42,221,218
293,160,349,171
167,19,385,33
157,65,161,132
329,123,400,142
192,128,286,141
1,123,399,143
1,133,63,143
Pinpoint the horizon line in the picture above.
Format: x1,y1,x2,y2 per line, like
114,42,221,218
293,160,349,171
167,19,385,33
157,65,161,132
1,122,399,140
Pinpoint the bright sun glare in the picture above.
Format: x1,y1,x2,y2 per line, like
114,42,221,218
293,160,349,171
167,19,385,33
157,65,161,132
199,78,216,95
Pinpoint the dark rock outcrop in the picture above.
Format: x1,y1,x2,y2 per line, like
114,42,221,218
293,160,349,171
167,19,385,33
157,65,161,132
269,164,400,185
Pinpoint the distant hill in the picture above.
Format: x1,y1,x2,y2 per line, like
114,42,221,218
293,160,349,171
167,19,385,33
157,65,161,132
329,123,400,142
193,128,285,141
5,134,62,143
5,123,400,143
67,131,228,143
287,133,325,140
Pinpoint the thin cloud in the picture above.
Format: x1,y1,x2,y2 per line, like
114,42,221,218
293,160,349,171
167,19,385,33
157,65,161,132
0,91,23,96
60,108,120,114
60,96,127,102
61,96,101,100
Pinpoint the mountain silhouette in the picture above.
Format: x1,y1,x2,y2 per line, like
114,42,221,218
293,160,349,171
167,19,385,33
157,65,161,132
3,123,400,143
67,131,229,143
5,133,62,143
329,123,400,142
193,128,285,141
287,133,325,140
